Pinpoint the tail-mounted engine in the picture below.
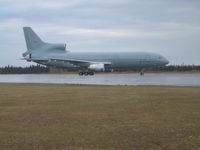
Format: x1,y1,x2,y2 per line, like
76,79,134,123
49,43,66,51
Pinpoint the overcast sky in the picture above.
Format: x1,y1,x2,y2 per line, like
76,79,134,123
0,0,200,66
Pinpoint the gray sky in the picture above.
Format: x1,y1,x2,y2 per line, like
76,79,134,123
0,0,200,66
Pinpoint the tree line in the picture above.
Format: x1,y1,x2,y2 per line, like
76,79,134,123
0,65,200,74
114,65,200,72
0,65,50,74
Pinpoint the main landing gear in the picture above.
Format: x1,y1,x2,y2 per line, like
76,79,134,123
79,71,94,76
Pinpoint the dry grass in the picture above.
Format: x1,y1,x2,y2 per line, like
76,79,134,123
0,84,200,150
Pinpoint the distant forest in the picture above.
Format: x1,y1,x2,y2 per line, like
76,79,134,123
0,65,200,74
0,65,50,74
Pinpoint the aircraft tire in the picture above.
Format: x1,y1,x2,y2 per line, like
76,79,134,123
79,72,84,76
140,72,144,76
89,72,94,76
84,72,89,76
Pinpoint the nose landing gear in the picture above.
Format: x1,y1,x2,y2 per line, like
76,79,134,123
140,69,145,76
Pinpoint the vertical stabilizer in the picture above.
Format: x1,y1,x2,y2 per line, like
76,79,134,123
23,27,45,51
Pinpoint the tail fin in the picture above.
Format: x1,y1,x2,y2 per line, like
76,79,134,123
23,27,45,51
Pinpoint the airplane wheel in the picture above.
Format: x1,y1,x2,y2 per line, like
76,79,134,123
140,72,144,76
89,72,94,76
79,72,84,76
84,72,89,76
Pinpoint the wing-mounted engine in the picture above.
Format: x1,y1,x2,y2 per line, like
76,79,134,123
88,63,105,72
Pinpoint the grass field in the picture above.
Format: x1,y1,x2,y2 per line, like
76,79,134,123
0,84,200,150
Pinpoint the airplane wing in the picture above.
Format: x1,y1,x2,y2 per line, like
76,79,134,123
22,57,111,67
50,58,111,67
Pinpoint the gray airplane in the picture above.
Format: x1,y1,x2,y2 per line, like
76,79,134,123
22,27,169,75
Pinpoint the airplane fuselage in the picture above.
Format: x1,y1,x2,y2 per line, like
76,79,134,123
33,51,169,70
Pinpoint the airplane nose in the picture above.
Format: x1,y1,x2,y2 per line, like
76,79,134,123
163,58,169,65
165,58,169,65
158,55,169,65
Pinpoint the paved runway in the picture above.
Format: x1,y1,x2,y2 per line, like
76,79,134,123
0,73,200,86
